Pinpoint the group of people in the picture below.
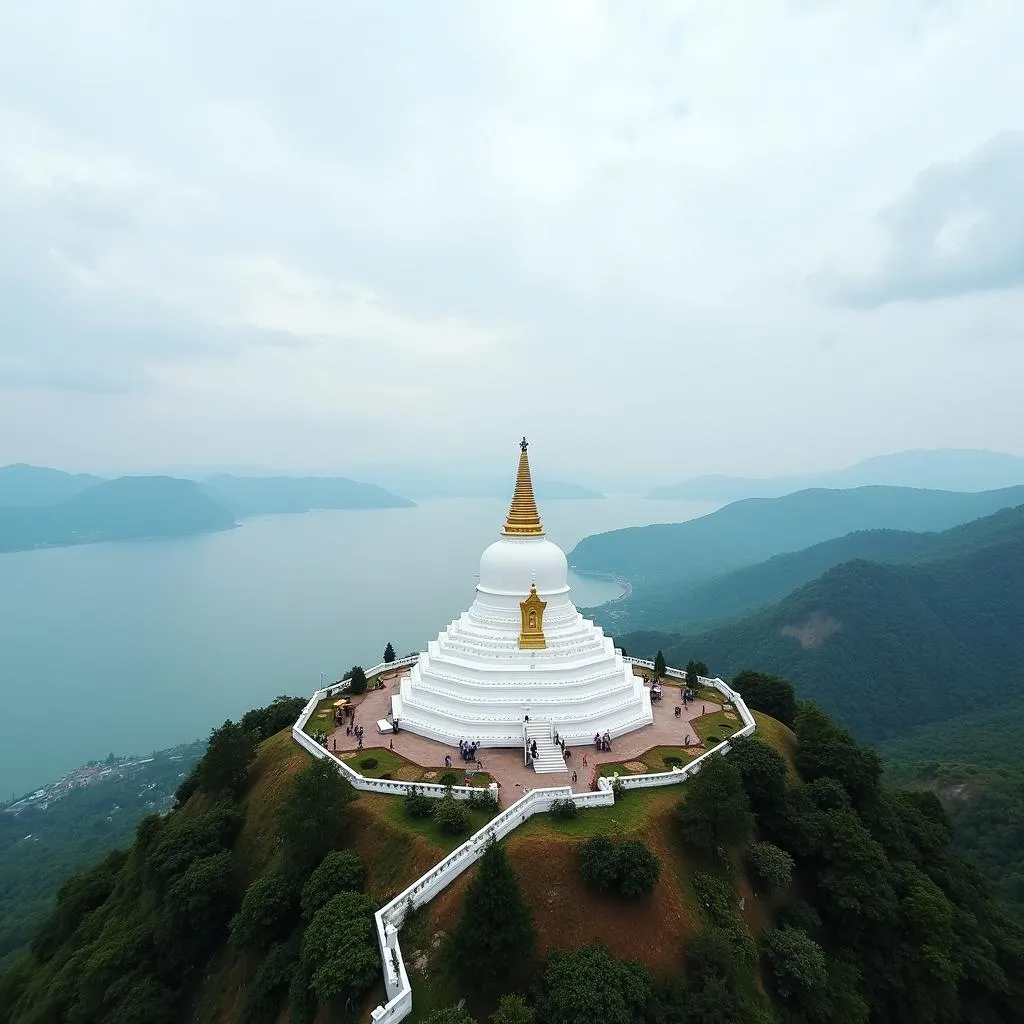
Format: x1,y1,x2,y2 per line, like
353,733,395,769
348,723,365,749
594,731,612,752
458,738,480,763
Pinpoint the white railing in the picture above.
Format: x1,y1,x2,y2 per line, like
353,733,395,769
294,677,492,803
369,781,616,1023
291,659,756,1023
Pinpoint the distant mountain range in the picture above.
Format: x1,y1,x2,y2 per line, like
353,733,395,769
648,448,1024,500
617,501,1024,747
0,476,236,553
335,462,604,500
570,483,1024,582
201,474,414,517
0,465,415,554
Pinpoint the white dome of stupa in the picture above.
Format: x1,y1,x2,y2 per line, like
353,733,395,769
477,537,569,596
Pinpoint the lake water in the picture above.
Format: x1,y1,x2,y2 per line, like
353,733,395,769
0,496,715,797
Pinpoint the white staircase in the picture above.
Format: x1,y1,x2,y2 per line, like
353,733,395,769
526,720,567,774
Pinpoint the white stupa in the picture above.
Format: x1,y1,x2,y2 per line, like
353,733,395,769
390,438,653,767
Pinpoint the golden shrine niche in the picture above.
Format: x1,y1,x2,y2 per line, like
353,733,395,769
519,583,547,649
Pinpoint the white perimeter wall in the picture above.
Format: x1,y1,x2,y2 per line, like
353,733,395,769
291,657,756,1024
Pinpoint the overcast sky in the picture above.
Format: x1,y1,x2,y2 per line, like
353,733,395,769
1,1,1022,485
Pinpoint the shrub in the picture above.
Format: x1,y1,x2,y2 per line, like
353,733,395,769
616,840,660,900
301,850,365,920
433,790,469,835
468,788,499,811
231,871,300,950
549,798,578,819
240,939,299,1024
706,734,721,745
440,772,459,788
359,757,378,770
380,772,393,780
663,756,683,767
746,841,794,893
579,836,619,892
404,785,433,820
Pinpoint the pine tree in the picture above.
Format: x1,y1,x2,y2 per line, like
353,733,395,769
383,642,396,664
654,650,667,677
685,659,700,690
453,837,534,991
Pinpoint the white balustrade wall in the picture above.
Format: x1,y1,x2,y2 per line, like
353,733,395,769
291,657,757,1023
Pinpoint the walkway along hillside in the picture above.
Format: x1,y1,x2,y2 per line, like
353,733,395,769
291,656,756,1024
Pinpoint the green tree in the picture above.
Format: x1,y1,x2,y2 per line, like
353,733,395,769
300,850,364,920
654,650,667,677
676,755,754,855
277,758,357,870
346,665,368,695
762,926,828,1000
615,841,660,900
694,660,709,677
239,939,299,1024
726,737,789,823
230,871,299,950
685,659,700,689
746,841,794,893
579,836,619,892
454,838,534,991
490,994,534,1024
301,892,378,1006
732,670,797,727
197,720,257,796
532,943,651,1024
383,642,396,664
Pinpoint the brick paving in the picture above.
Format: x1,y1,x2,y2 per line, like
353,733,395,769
323,668,723,803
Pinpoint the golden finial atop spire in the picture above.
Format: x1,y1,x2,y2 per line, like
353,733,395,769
502,437,545,537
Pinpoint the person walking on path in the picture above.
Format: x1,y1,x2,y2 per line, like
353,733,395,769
572,771,578,784
582,753,588,767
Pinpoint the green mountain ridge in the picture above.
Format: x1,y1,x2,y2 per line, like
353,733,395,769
594,504,1024,635
620,524,1024,747
571,483,1024,582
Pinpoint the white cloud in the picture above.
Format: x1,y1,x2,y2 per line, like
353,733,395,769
0,0,1023,480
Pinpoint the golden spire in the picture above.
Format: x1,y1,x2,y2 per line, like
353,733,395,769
502,437,545,537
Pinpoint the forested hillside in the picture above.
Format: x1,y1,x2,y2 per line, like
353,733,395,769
8,688,1024,1024
3,686,1024,1024
621,532,1024,746
570,484,1024,581
595,504,1024,635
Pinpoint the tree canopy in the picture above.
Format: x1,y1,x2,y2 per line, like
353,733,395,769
454,838,534,991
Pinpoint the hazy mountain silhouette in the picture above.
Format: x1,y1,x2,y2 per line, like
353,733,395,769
648,448,1024,500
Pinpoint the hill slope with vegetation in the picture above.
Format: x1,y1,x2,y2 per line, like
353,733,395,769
570,484,1024,582
621,517,1024,747
3,684,1024,1024
595,503,1024,635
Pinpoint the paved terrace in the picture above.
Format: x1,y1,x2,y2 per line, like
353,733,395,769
326,668,724,801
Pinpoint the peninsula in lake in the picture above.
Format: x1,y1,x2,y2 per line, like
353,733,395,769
0,465,414,554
